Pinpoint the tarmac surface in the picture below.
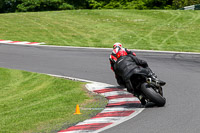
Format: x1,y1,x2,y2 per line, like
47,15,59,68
0,44,200,133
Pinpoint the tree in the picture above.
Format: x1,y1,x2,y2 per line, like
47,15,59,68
173,0,200,9
145,0,173,9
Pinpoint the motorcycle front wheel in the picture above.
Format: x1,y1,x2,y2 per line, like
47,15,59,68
141,83,166,107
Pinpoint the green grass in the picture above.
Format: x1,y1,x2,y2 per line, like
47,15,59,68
0,9,200,52
0,68,107,133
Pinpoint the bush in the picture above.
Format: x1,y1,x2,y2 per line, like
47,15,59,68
16,0,74,12
172,0,200,9
104,2,123,9
0,0,21,13
3,0,197,13
125,1,147,9
17,0,40,12
59,3,74,10
87,0,148,9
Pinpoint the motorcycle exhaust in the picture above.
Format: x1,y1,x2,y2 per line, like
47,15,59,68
147,78,152,83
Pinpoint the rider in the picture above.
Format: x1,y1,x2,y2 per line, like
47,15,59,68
109,42,136,87
109,42,165,105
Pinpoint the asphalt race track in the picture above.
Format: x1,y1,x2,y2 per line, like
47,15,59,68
0,44,200,133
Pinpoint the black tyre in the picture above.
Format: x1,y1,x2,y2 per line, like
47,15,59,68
141,83,166,107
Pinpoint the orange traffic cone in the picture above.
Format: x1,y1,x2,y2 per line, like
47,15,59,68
74,104,81,115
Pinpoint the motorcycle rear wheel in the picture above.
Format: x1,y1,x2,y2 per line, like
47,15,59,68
141,83,166,107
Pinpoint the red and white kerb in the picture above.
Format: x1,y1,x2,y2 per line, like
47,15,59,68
58,83,144,133
0,39,45,45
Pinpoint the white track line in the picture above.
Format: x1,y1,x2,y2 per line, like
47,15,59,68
43,45,200,55
0,40,199,55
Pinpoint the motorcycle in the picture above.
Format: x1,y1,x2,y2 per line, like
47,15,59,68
127,72,166,107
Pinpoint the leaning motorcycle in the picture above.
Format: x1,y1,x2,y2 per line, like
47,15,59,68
128,72,166,107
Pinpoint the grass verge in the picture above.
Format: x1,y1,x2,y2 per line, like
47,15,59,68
0,67,107,132
0,9,200,52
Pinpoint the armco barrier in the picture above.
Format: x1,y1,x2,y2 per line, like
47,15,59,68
179,4,200,10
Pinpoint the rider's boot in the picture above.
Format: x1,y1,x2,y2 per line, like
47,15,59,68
149,72,166,86
125,80,134,93
138,95,146,105
157,80,166,86
133,90,146,105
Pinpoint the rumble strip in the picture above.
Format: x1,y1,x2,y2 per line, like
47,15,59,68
58,82,144,133
0,39,45,45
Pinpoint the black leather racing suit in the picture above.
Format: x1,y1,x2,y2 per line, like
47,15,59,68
113,54,152,92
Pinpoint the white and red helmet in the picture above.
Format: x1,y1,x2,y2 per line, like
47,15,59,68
113,42,122,49
112,43,127,59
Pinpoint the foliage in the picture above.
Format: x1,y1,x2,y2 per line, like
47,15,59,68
0,0,76,12
0,0,20,13
1,0,199,13
172,0,200,9
16,0,75,12
145,0,172,9
0,0,200,13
